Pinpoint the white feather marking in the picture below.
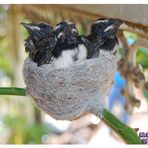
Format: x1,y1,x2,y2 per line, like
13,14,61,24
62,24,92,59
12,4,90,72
72,28,78,33
77,44,87,62
104,25,114,32
68,22,74,25
31,26,41,31
93,19,108,24
52,44,87,69
99,44,120,62
54,24,61,31
58,32,64,38
53,49,76,69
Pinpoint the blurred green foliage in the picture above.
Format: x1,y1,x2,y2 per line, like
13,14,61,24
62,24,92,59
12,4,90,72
0,5,12,79
4,115,52,144
0,38,12,78
136,47,148,68
123,31,138,41
20,19,32,39
0,5,5,13
143,89,148,99
118,47,125,58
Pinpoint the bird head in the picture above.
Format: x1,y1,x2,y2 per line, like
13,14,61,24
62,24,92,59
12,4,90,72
21,22,53,42
54,21,79,44
91,18,123,39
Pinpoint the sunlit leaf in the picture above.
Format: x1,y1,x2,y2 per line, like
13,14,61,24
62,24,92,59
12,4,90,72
123,31,138,41
136,47,148,68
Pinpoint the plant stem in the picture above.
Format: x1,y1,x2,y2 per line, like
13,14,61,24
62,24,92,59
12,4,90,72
101,109,142,144
0,87,26,96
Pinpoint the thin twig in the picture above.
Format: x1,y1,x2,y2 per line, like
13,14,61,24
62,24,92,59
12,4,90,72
0,87,26,96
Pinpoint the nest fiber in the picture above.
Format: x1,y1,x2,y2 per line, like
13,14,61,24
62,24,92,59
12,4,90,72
23,51,118,120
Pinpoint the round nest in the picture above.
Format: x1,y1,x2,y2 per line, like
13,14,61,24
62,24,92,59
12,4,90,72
23,51,118,120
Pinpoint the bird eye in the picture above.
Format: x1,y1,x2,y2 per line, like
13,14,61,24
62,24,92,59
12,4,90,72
99,24,104,29
71,24,76,28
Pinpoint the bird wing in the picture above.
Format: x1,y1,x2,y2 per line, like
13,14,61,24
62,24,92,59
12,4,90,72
34,35,57,66
24,37,38,61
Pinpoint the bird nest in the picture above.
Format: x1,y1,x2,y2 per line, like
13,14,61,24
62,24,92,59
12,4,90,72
23,51,118,120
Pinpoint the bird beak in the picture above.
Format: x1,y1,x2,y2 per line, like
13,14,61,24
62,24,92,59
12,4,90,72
104,19,123,32
112,19,123,29
21,22,41,32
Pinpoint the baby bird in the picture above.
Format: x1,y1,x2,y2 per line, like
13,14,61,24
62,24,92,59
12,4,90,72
82,18,123,59
52,21,87,69
22,19,122,69
21,22,57,66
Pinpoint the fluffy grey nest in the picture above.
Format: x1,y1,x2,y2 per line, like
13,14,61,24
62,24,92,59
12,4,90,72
23,50,118,120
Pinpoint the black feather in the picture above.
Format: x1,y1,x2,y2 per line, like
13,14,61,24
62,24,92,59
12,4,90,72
22,22,57,66
53,22,79,58
84,18,122,58
34,35,57,66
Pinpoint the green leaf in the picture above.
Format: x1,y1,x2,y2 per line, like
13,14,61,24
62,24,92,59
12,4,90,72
143,89,148,100
123,31,138,41
136,48,148,68
102,109,142,144
25,123,52,144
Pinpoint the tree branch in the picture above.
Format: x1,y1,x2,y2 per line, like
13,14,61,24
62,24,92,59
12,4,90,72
0,87,26,96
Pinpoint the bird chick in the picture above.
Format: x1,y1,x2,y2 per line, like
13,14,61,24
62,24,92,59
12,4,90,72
83,18,123,59
52,21,87,69
21,22,57,66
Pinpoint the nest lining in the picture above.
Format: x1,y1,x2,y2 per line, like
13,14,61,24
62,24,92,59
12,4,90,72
23,50,118,120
